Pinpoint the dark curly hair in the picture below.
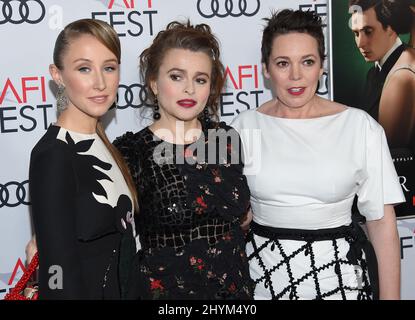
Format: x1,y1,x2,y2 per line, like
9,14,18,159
261,9,326,69
139,20,225,123
349,0,413,34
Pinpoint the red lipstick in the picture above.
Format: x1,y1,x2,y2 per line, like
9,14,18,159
288,87,305,96
177,99,197,108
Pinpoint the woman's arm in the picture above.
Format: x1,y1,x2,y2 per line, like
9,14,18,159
240,207,253,231
366,204,400,300
25,235,37,265
379,70,415,148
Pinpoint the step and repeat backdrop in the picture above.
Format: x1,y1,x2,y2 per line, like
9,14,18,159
0,0,413,299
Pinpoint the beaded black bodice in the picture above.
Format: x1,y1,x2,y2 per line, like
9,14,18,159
114,122,250,251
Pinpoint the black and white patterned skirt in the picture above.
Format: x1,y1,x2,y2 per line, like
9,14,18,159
246,221,378,300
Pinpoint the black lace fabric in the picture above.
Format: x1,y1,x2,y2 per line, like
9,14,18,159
113,122,253,299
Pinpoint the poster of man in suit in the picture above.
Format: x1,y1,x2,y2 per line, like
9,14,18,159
330,0,415,218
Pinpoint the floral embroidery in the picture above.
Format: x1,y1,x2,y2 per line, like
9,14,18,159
190,256,205,273
199,184,213,196
150,278,164,290
149,278,166,299
232,187,240,201
207,247,222,257
194,196,208,215
222,232,232,241
176,276,185,290
228,282,237,294
184,147,194,159
195,163,207,170
211,168,222,183
219,273,228,285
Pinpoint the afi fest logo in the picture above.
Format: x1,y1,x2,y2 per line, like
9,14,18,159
399,220,415,260
0,256,28,296
0,0,45,25
197,0,260,18
0,180,30,208
92,0,157,37
299,2,329,96
0,76,53,133
0,258,62,296
221,64,263,118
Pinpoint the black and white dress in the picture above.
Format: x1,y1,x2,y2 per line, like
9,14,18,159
231,107,405,300
30,125,136,299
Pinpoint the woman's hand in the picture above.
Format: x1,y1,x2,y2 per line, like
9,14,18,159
25,235,38,265
240,208,253,231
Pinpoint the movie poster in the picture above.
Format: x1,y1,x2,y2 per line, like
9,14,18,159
330,0,414,218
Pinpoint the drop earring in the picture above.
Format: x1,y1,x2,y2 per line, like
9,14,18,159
203,106,211,125
153,96,161,120
56,83,68,113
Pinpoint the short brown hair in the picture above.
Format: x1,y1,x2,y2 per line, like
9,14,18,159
261,9,326,69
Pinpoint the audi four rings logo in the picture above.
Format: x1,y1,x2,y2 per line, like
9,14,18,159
117,84,150,109
197,0,260,18
0,180,30,208
0,0,45,25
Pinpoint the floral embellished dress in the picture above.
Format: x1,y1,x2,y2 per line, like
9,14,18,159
114,122,253,300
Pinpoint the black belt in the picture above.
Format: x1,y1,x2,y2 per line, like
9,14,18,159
250,221,356,241
250,221,379,300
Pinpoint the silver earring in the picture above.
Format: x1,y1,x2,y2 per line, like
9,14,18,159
56,83,68,113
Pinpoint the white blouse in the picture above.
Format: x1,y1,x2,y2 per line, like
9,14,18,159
231,107,405,230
